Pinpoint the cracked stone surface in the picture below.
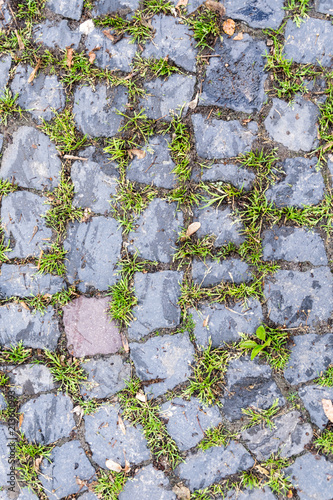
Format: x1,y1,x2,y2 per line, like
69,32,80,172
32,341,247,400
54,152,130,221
193,206,245,247
34,19,82,49
201,162,256,191
224,0,285,28
0,264,65,298
284,453,333,500
85,29,136,71
298,385,333,429
119,465,176,500
0,55,11,98
192,258,251,287
80,356,130,399
46,0,84,20
6,364,56,395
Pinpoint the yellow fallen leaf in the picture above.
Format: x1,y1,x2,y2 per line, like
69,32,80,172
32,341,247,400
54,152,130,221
322,399,333,422
28,59,41,84
66,47,74,68
186,222,201,237
233,32,244,41
118,414,126,435
18,413,24,429
105,459,122,472
128,148,146,160
223,19,236,36
205,0,225,15
20,301,30,311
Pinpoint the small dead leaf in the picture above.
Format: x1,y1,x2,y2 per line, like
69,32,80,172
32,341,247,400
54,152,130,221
188,92,199,110
121,332,129,353
287,490,293,499
103,29,117,42
63,154,88,161
37,249,43,270
66,47,74,68
205,0,225,15
223,19,236,36
322,399,333,422
72,405,84,425
28,59,41,84
15,30,24,50
20,301,30,311
256,464,270,476
31,144,38,149
81,207,92,223
136,392,147,403
34,456,43,473
88,50,96,64
176,0,188,9
18,413,24,429
172,484,191,500
105,459,122,472
186,221,201,237
123,459,131,473
203,315,209,327
128,148,146,160
118,414,126,435
233,32,243,41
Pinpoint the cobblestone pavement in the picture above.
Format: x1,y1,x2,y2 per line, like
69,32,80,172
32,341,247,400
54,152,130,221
0,0,333,499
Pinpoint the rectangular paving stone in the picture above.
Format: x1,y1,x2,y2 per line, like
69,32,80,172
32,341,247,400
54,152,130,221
0,264,65,298
92,0,140,16
201,162,255,191
34,19,82,49
46,0,84,20
193,206,245,247
192,258,251,287
6,364,56,395
284,454,333,500
85,28,136,71
224,0,285,28
298,384,333,429
119,465,176,500
80,355,130,399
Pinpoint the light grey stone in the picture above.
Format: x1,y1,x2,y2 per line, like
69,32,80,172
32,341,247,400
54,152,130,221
8,364,56,396
0,55,11,98
79,493,99,500
85,28,136,71
284,453,333,500
0,135,3,152
80,356,130,399
192,258,251,287
33,19,82,49
298,385,333,429
92,0,140,16
194,206,245,247
264,97,319,152
128,199,183,263
64,216,122,292
20,393,75,445
328,157,333,186
0,424,10,487
201,162,255,191
130,333,195,398
73,84,128,137
224,487,276,499
0,126,62,190
0,303,60,350
17,488,39,500
0,1,11,29
46,0,84,20
160,397,222,451
315,0,333,14
119,465,176,500
225,0,285,28
0,264,65,298
170,0,203,13
128,271,182,341
262,227,328,265
84,404,151,467
264,268,333,328
0,393,6,411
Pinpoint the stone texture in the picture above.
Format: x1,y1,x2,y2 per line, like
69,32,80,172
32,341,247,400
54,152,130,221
0,264,65,298
119,465,176,500
0,134,3,152
284,333,333,385
143,15,197,72
128,271,182,341
2,191,52,259
315,0,333,14
11,65,65,122
284,453,333,500
1,126,62,190
264,268,333,328
139,75,195,121
190,299,263,348
17,489,39,500
73,84,128,137
264,97,319,152
0,393,6,411
176,441,254,491
265,157,324,208
192,258,251,287
85,404,151,467
85,28,136,71
63,296,122,357
298,385,333,429
262,227,328,265
194,206,245,247
0,424,10,486
46,0,84,20
40,441,95,500
92,0,140,16
0,55,11,98
201,35,267,113
201,162,256,191
160,397,222,451
192,114,258,159
225,0,284,28
7,364,55,395
130,333,195,397
0,1,11,29
220,356,285,422
33,19,81,49
0,303,60,350
64,217,122,292
127,135,177,189
80,356,130,399
128,199,183,263
284,18,333,67
20,393,75,444
225,487,276,499
241,410,313,460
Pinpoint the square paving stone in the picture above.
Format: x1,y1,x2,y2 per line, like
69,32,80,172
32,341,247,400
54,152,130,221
0,424,10,486
284,333,333,385
119,465,176,500
142,15,197,72
139,75,195,121
128,199,183,264
0,303,60,350
315,0,333,14
80,355,130,399
33,20,82,49
84,403,151,467
262,227,328,265
190,298,263,348
264,268,333,328
224,0,284,28
128,271,182,341
2,191,52,259
0,55,11,98
40,441,95,500
92,0,140,16
298,385,333,429
192,114,258,159
46,0,84,20
225,487,276,499
265,157,324,208
85,28,136,71
6,364,56,396
284,18,333,67
160,397,222,451
192,258,251,287
175,441,254,491
11,65,65,122
64,217,122,292
241,410,313,460
284,454,333,500
201,162,256,191
0,126,62,190
63,296,122,357
20,393,75,445
0,264,65,298
73,84,128,137
130,333,195,397
193,206,245,247
127,135,177,189
264,97,319,152
200,35,267,113
220,356,285,422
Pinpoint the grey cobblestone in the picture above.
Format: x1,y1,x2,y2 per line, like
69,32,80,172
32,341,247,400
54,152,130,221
34,19,82,49
224,0,285,28
0,264,65,298
119,465,176,500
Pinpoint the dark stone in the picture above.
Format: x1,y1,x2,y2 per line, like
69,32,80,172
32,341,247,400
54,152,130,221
201,162,255,191
119,465,176,500
7,364,55,395
46,0,84,20
298,385,333,429
264,268,333,328
224,0,285,28
85,28,136,71
33,20,82,49
192,258,251,286
0,424,10,486
0,264,65,298
80,356,130,399
284,454,333,500
128,271,182,341
315,0,333,14
130,333,195,397
0,55,11,98
92,0,140,16
193,206,245,247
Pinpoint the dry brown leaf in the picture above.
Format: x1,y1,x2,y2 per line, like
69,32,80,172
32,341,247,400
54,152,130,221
186,221,201,237
176,0,188,9
105,459,122,472
256,464,270,476
123,459,131,473
63,154,88,161
66,47,74,68
233,32,243,41
72,405,84,425
128,148,146,160
121,332,129,353
118,414,126,435
88,50,96,64
20,301,30,311
18,413,24,429
136,392,147,403
322,399,333,422
203,315,209,327
81,207,92,223
287,490,293,499
103,29,117,42
205,0,225,15
37,249,43,270
28,59,41,84
223,19,236,36
188,92,199,110
15,30,24,50
172,484,191,500
34,456,43,473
